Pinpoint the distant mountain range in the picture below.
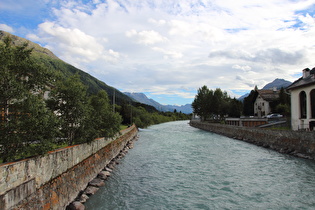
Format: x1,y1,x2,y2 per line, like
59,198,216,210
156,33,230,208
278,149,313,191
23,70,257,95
125,78,292,113
124,92,193,114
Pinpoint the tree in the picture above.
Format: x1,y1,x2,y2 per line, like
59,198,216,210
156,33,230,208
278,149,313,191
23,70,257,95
228,98,243,117
275,87,291,116
48,74,90,145
193,86,244,121
213,88,230,118
0,36,58,162
89,90,122,139
0,37,50,124
278,87,290,105
243,87,258,116
192,85,213,121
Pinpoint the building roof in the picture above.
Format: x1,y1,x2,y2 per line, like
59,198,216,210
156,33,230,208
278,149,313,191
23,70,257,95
256,89,279,102
287,67,315,90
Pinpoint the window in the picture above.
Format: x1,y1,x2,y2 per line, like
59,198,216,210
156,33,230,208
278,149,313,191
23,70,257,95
300,91,307,119
311,89,315,119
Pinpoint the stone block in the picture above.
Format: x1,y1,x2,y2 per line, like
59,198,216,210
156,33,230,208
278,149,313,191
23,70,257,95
89,178,105,187
85,186,99,196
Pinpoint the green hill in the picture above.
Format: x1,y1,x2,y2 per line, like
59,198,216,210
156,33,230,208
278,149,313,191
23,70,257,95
0,30,132,105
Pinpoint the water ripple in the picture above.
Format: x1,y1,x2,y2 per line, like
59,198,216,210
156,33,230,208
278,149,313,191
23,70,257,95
86,121,315,209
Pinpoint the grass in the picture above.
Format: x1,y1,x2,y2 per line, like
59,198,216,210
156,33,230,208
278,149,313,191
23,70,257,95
120,125,128,130
269,127,291,130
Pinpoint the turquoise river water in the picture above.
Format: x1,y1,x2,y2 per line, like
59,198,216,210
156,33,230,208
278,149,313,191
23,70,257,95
85,120,315,209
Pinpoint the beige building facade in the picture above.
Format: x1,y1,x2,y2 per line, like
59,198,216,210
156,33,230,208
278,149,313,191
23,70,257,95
287,68,315,131
254,89,279,117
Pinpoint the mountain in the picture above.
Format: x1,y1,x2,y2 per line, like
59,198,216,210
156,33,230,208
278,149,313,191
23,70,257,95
238,78,292,101
262,78,292,90
238,93,250,102
164,104,193,114
124,92,193,114
0,30,133,105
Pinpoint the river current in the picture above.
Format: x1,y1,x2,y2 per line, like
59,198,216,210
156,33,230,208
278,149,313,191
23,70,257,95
85,120,315,209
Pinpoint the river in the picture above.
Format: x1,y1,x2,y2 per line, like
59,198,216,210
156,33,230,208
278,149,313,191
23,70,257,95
85,120,315,209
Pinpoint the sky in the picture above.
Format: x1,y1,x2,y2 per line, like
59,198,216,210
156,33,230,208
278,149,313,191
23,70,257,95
1,0,315,105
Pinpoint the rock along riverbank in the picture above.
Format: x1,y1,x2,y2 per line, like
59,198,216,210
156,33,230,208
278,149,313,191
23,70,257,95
66,135,139,210
190,120,315,160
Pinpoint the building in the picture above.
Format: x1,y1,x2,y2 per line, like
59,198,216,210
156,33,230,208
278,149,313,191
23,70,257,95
287,68,315,131
254,88,279,117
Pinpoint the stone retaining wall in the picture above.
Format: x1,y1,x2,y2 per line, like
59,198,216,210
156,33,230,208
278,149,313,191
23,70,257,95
190,121,315,160
0,125,138,210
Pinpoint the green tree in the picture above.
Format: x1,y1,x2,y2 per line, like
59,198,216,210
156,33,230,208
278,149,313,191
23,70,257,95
243,87,258,116
228,98,243,117
89,90,122,138
278,87,290,105
192,85,212,121
0,36,58,162
0,37,50,124
213,88,230,118
48,74,89,145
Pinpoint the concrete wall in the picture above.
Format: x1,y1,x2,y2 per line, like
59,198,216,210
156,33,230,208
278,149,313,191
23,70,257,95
190,121,315,159
0,125,138,210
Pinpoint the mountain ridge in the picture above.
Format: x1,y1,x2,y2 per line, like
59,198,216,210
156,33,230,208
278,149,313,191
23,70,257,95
238,78,292,101
0,30,133,105
262,78,292,90
124,92,193,114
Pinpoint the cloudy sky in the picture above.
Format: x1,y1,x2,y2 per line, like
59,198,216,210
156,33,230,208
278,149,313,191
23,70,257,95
1,0,315,105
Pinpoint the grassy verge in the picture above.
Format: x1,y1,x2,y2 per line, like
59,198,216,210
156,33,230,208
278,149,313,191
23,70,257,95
120,125,128,130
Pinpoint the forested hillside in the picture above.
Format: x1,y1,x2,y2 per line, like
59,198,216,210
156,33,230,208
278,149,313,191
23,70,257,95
0,30,132,105
0,31,190,163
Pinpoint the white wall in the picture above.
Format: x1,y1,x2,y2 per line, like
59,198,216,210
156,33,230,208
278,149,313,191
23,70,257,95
291,85,315,130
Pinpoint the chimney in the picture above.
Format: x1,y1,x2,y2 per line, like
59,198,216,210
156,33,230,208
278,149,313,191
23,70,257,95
303,68,310,79
273,87,277,92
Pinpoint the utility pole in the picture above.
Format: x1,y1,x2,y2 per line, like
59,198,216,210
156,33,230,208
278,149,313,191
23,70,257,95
113,89,115,113
130,102,133,125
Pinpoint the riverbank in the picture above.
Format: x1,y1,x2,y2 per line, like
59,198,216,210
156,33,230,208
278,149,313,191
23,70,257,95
190,120,315,160
0,125,138,210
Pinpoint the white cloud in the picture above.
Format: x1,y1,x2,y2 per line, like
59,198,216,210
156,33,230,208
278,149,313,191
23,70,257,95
232,65,252,72
151,47,183,59
0,24,14,33
24,0,315,104
126,29,168,45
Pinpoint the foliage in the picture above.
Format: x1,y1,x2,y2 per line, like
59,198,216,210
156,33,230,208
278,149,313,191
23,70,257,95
0,34,190,163
192,86,213,121
243,88,258,116
47,76,124,145
47,74,91,145
117,103,190,128
276,87,291,116
192,86,243,121
243,86,291,117
88,90,122,138
0,37,59,162
275,104,290,116
228,98,243,118
278,87,290,105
